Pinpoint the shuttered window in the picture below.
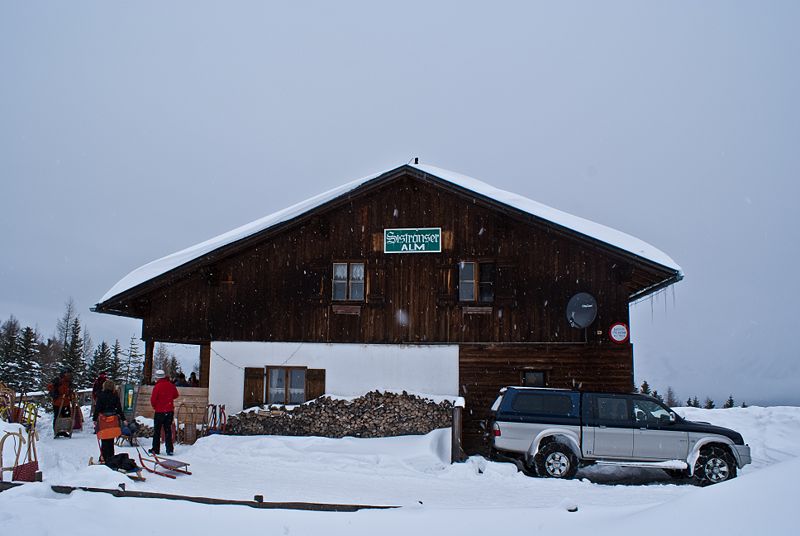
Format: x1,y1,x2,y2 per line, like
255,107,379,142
458,261,495,303
332,262,365,301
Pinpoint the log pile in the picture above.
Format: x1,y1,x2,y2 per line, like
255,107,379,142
226,391,453,438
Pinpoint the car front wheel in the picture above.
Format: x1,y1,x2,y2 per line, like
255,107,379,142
693,446,737,486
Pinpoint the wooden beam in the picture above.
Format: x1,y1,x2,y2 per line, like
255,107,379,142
50,485,399,511
144,340,154,385
199,343,211,389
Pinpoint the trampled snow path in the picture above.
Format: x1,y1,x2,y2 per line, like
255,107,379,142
1,406,798,535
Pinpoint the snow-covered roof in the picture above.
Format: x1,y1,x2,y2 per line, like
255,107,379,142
99,163,681,304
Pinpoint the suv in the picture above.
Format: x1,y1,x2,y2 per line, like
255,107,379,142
489,387,751,485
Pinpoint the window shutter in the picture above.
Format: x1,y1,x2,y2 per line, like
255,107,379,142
305,369,326,401
243,367,265,409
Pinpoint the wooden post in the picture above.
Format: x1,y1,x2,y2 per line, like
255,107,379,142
451,405,464,463
199,343,211,389
143,340,154,385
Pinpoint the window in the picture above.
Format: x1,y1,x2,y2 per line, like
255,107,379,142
633,398,672,424
333,262,365,301
522,370,546,387
267,367,306,405
595,396,631,423
458,261,495,302
511,393,577,417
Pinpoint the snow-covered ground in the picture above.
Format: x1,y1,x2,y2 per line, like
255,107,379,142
1,405,798,535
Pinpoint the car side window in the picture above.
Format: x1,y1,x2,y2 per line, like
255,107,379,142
632,399,671,424
595,396,631,423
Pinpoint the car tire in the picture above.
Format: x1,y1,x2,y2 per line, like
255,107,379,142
692,446,737,486
534,442,578,479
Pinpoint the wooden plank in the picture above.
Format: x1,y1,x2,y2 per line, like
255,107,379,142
135,386,209,420
243,367,264,409
50,485,399,511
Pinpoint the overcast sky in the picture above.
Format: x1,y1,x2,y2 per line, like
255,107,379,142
1,1,798,405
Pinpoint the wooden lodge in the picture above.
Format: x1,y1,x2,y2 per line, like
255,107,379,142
93,163,682,454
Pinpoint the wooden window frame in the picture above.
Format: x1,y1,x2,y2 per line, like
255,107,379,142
332,261,366,302
458,260,495,304
266,366,307,405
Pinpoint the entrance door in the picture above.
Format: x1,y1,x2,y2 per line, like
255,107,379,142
243,367,265,409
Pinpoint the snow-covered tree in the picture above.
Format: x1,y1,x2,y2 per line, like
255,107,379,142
88,341,113,383
651,390,664,403
0,316,21,386
124,336,144,384
703,397,715,410
109,339,124,384
14,327,42,394
723,395,735,409
60,317,87,387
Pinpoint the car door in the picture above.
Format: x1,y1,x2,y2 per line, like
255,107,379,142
631,397,689,460
585,394,634,459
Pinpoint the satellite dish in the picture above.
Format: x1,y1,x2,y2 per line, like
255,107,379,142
566,292,598,329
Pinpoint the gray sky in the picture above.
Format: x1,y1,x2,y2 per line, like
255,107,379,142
1,1,798,405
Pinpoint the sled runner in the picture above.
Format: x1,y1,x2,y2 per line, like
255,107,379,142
136,447,192,479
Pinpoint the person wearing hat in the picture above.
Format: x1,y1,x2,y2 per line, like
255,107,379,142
149,369,179,456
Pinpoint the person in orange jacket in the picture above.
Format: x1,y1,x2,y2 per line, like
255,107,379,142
149,369,179,456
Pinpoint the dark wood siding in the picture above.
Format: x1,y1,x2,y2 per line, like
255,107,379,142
458,343,634,454
140,173,637,346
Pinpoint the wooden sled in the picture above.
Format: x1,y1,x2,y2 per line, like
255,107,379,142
136,447,191,479
88,457,146,482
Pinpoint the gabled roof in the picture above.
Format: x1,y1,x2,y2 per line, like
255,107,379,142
97,163,682,308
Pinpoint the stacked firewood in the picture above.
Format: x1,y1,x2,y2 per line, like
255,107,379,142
226,391,454,438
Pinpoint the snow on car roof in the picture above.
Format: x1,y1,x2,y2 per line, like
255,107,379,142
99,163,681,303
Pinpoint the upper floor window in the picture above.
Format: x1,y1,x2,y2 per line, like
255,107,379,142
333,262,365,301
458,261,495,303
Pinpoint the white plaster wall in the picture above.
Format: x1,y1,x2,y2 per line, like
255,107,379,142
209,342,459,414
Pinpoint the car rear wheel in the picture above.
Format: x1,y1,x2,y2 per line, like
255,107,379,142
535,442,578,479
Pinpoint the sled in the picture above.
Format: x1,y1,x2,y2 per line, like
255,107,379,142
136,447,192,479
88,457,146,482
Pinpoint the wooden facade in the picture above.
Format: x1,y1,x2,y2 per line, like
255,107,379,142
95,165,680,454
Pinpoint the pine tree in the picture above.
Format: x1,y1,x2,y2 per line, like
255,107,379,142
741,401,748,408
124,337,144,384
168,355,181,378
88,341,113,382
14,327,42,394
109,339,123,384
651,390,664,403
723,395,735,409
639,380,651,395
692,396,700,408
55,298,76,350
38,337,62,390
0,316,21,386
703,397,715,410
60,317,87,387
666,386,679,408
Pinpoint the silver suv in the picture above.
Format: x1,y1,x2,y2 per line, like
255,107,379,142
489,387,751,485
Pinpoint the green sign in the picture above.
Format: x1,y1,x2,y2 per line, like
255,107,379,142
122,383,136,413
384,228,442,253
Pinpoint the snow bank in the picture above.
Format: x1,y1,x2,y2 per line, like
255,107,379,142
1,405,797,535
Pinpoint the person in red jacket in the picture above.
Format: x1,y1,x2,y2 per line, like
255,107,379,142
149,369,179,456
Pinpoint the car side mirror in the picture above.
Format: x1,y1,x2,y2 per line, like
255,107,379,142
659,413,673,424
